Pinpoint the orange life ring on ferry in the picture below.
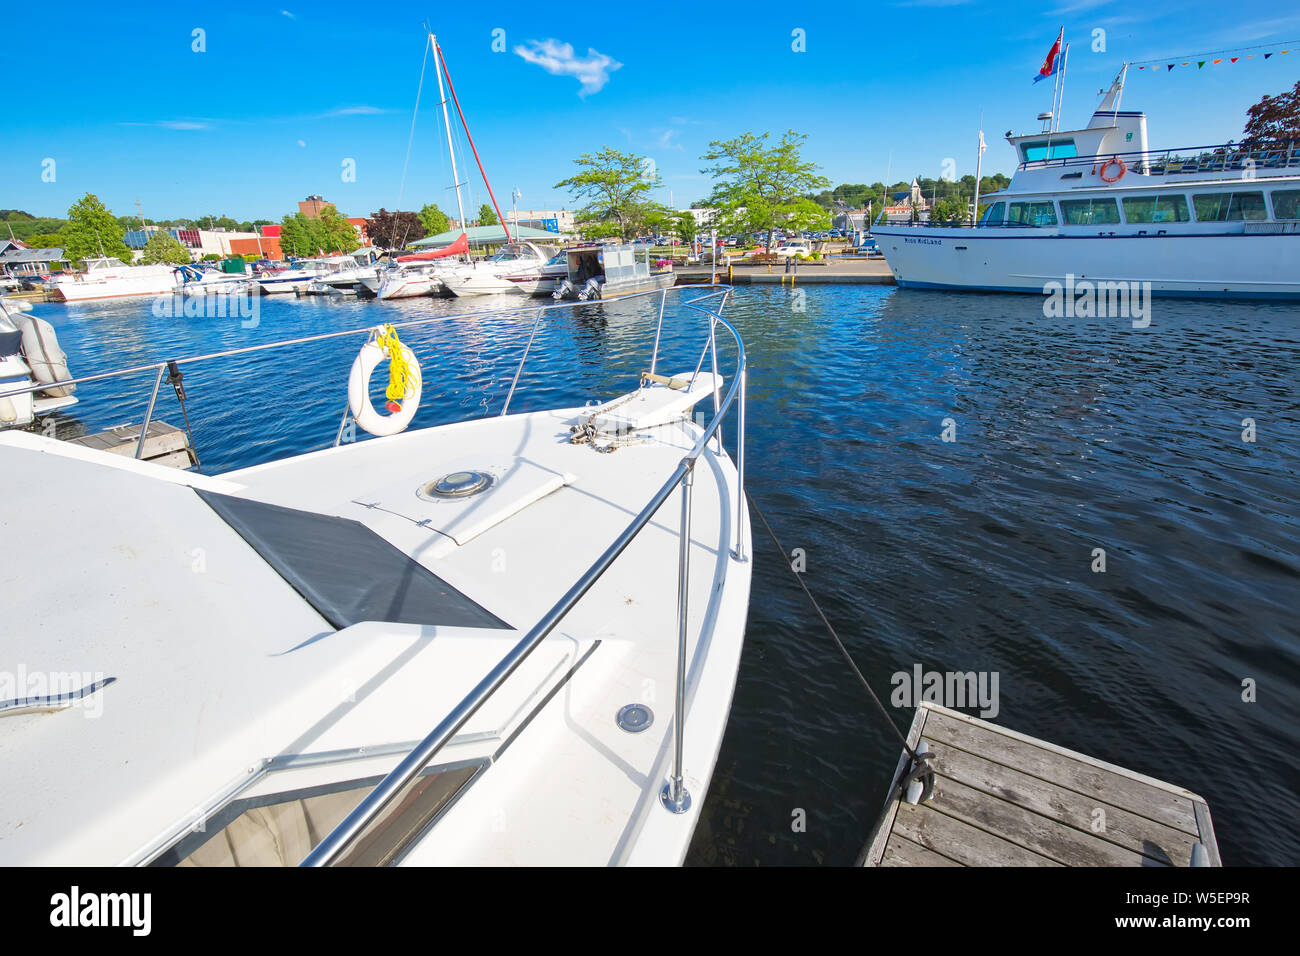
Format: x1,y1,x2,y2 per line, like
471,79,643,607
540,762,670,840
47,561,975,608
1099,157,1126,183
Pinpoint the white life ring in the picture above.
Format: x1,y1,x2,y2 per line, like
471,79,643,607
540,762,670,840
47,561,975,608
347,336,421,437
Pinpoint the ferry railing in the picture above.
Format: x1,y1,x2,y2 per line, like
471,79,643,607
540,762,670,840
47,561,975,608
1016,138,1299,176
1,285,748,862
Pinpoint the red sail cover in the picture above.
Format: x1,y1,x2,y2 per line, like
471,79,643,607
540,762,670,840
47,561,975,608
397,233,469,261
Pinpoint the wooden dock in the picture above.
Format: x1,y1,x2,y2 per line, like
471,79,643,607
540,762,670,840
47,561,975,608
860,703,1220,867
65,420,195,470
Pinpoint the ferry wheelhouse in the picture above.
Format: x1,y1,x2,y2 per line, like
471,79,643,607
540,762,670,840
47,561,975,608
874,74,1300,299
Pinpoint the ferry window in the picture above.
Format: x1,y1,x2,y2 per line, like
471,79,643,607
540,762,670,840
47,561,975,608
980,202,1006,225
1007,201,1058,227
1122,195,1190,223
1193,192,1267,221
1060,199,1121,225
1271,190,1300,220
1021,139,1078,162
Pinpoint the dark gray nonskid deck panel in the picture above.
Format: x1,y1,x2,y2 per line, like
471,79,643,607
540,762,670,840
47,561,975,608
195,488,511,631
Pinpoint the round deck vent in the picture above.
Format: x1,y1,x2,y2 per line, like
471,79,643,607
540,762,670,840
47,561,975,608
419,470,493,500
616,703,654,734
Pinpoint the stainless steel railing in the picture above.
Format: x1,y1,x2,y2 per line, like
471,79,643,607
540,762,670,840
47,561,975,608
302,286,747,865
3,285,748,863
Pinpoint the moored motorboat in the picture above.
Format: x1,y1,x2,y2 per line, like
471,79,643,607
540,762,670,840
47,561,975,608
50,257,177,302
0,285,751,867
552,244,676,301
0,298,77,428
440,242,559,297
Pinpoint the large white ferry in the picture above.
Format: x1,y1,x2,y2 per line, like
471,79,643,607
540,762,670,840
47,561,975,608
875,72,1300,299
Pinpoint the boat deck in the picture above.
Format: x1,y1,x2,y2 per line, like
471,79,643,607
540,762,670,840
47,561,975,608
860,703,1220,867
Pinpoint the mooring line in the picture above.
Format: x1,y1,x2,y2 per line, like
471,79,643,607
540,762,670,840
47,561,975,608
746,492,922,765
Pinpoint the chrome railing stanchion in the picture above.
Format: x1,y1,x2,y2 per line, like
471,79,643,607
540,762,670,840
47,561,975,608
649,287,667,375
501,307,543,416
135,366,166,459
333,402,351,447
661,465,694,815
708,314,721,453
735,365,747,561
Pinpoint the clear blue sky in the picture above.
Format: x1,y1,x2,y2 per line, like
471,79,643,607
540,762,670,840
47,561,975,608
6,0,1299,223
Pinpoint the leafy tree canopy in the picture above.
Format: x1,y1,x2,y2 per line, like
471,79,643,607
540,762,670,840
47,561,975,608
477,203,499,227
418,204,450,236
701,130,830,247
1244,80,1300,140
556,147,661,240
140,230,192,265
63,193,132,263
670,209,696,244
366,208,426,249
20,233,66,249
278,204,359,257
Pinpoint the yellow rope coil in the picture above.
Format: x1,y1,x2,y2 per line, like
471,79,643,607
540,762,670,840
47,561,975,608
375,324,420,405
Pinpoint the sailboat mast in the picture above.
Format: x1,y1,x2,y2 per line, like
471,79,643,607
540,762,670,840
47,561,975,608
431,33,468,259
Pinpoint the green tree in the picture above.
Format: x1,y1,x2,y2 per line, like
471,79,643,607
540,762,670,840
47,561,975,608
140,230,192,265
701,131,830,250
418,203,450,235
927,197,967,225
316,204,360,253
556,147,661,240
18,232,66,249
278,204,358,257
278,212,318,258
477,203,499,227
1244,80,1300,140
671,209,697,244
62,193,132,262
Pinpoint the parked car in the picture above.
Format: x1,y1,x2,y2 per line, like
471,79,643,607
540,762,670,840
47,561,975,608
774,239,812,258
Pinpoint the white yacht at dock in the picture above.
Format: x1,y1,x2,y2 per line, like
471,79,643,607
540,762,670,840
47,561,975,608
0,286,751,866
49,257,177,302
440,241,559,297
874,70,1300,298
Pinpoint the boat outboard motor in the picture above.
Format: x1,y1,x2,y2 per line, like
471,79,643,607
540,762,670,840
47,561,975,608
553,279,575,300
577,277,604,301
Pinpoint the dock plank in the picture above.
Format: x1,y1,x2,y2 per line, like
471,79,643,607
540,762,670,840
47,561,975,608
931,775,1167,867
922,710,1199,836
926,738,1197,865
892,801,1062,867
880,834,962,867
867,704,1219,867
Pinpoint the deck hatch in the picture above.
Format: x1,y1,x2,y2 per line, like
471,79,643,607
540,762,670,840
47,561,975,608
195,489,509,630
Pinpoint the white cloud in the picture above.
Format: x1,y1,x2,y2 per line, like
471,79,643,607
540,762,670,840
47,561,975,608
297,139,306,147
119,120,209,130
656,129,684,151
281,9,296,18
513,39,622,96
323,105,388,117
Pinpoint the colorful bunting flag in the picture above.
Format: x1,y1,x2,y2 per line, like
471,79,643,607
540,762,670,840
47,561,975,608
1129,41,1297,74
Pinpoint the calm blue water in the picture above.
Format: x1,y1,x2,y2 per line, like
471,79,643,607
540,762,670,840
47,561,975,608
31,285,1300,866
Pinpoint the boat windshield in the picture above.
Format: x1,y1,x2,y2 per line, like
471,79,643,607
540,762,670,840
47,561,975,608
489,245,535,262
